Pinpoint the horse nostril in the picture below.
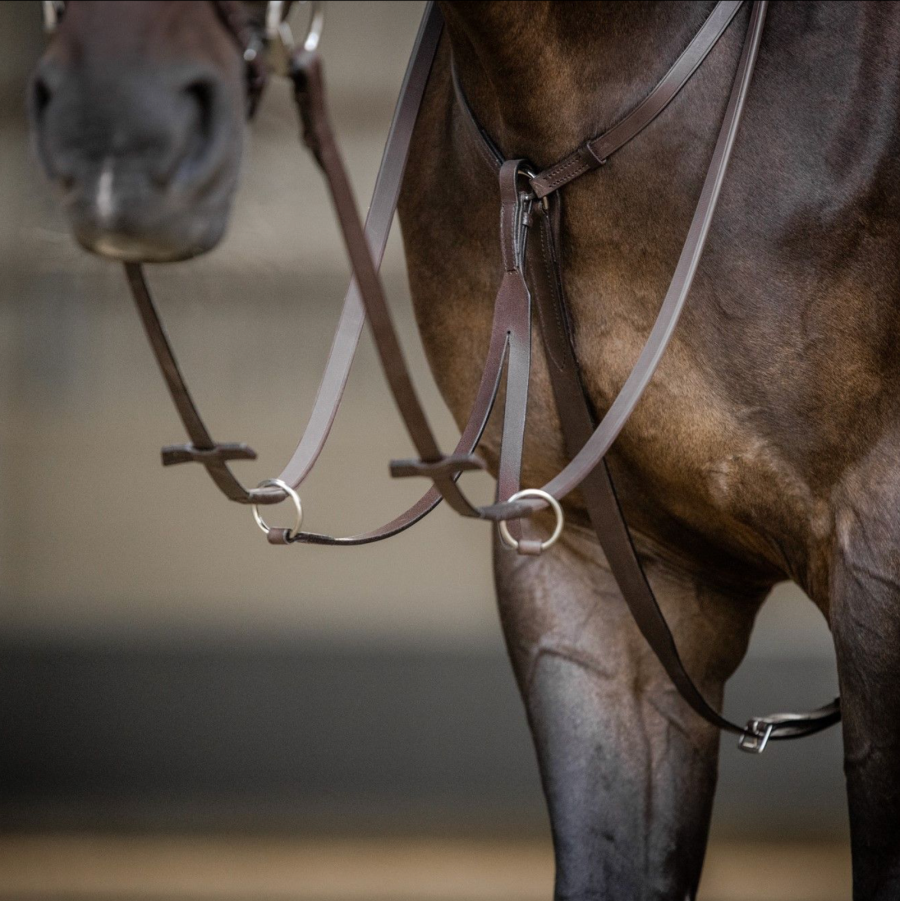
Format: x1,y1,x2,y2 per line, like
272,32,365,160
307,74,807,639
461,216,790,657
30,75,52,125
29,69,75,191
157,76,223,189
184,79,216,143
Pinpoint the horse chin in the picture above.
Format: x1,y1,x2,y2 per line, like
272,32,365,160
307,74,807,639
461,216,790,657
69,207,230,264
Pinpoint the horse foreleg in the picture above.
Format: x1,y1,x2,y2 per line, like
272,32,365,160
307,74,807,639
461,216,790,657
493,524,764,900
831,481,900,900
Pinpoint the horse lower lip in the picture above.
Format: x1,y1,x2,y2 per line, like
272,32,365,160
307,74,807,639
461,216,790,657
76,230,208,263
69,207,223,263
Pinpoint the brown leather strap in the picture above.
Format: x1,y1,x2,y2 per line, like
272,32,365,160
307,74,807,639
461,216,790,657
494,160,535,550
126,262,267,504
528,194,839,743
529,0,744,199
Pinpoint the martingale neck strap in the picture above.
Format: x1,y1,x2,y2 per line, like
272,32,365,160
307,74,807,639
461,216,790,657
448,0,767,526
529,0,744,198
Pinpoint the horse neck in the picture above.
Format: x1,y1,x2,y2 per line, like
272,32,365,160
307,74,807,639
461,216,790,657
439,0,720,167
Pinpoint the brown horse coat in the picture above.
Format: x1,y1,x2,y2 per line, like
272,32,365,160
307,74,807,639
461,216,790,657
29,2,900,898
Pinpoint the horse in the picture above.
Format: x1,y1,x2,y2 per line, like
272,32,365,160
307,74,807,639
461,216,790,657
28,2,900,898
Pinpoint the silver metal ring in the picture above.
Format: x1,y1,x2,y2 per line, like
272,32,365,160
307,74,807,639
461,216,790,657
498,488,564,553
252,478,303,538
302,0,325,53
43,0,64,33
265,0,324,53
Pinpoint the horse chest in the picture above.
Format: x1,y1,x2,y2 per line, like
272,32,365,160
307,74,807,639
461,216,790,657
401,147,747,536
398,31,900,580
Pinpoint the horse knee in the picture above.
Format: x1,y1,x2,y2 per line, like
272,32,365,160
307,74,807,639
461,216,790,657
831,469,900,720
493,531,756,899
526,643,716,900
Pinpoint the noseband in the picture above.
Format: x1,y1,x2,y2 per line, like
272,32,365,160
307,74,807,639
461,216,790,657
42,0,322,115
42,0,840,753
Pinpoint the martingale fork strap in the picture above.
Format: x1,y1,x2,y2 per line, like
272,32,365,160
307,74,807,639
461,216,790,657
126,3,504,531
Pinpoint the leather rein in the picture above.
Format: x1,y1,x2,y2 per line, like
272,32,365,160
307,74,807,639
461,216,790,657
47,0,840,752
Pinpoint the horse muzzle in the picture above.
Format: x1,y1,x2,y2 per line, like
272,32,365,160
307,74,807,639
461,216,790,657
29,55,244,263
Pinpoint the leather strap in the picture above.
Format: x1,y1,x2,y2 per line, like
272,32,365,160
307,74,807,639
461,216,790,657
494,160,536,552
528,194,838,742
456,0,840,745
127,0,841,745
528,0,744,199
127,262,264,504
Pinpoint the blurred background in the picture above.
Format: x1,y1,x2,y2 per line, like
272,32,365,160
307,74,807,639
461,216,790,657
0,1,848,899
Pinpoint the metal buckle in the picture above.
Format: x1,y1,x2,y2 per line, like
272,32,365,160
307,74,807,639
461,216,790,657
518,163,550,211
738,718,775,754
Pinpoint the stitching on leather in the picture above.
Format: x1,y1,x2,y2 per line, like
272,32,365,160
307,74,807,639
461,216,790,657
547,157,591,188
538,219,568,374
543,158,591,191
473,125,501,171
500,191,514,272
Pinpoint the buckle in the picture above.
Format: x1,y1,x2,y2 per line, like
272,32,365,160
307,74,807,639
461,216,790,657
738,718,775,754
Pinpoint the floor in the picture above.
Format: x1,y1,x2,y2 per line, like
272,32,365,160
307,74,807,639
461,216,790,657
0,835,852,901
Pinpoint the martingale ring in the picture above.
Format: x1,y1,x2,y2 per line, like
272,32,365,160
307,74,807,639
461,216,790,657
498,488,565,553
252,479,303,538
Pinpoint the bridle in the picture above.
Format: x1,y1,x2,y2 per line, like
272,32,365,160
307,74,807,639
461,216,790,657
43,0,323,114
41,0,841,753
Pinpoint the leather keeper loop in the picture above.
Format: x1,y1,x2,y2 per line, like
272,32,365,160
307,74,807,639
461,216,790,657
266,527,293,545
